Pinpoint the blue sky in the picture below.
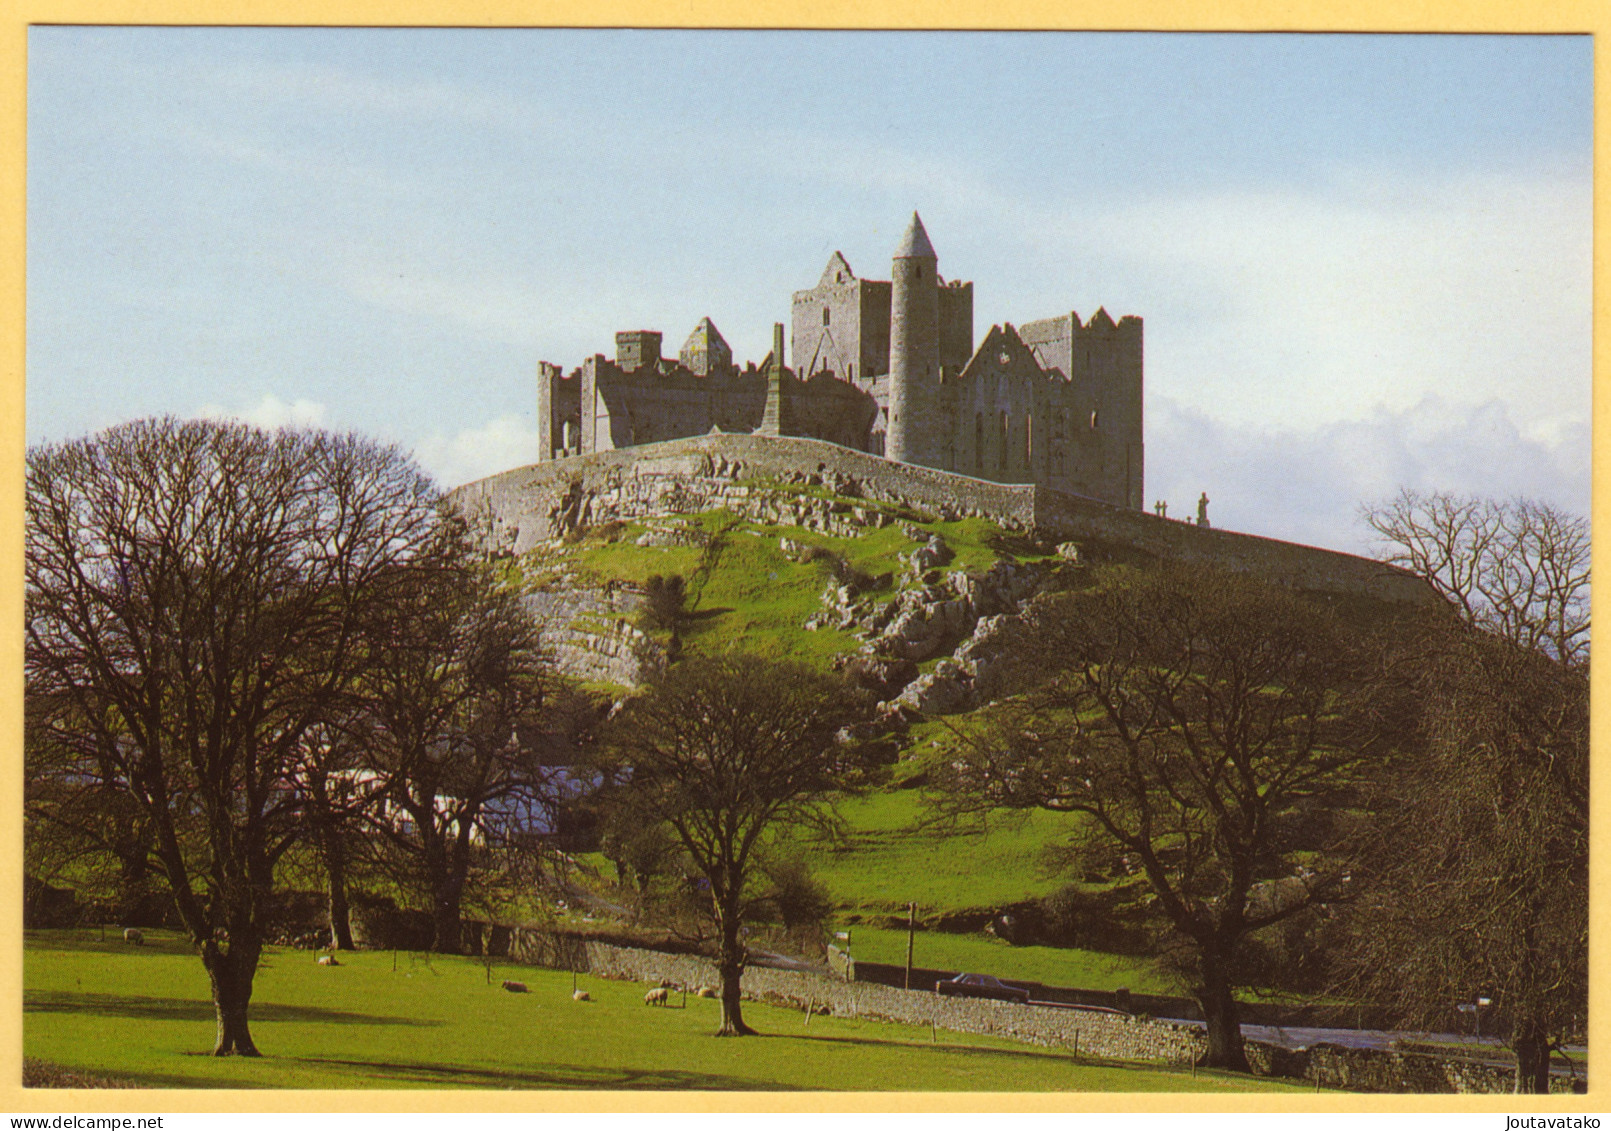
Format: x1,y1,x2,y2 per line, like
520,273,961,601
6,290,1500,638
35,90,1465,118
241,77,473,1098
27,29,1592,553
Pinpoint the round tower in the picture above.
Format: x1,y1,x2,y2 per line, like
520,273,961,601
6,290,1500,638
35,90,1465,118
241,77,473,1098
886,212,939,465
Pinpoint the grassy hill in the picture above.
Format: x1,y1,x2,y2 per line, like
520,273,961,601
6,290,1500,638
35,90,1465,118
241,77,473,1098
509,496,1050,669
502,492,1172,995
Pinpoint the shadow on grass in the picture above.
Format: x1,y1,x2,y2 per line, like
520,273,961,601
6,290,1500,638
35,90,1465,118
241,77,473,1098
681,607,734,622
296,1056,790,1090
25,930,194,956
25,990,443,1028
755,1029,1075,1064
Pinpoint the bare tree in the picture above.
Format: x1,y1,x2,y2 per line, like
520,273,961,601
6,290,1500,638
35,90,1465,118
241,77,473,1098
1349,493,1589,1092
286,720,380,950
599,655,856,1036
26,417,440,1055
936,567,1397,1070
1363,490,1588,666
25,688,161,926
356,518,568,954
1341,625,1587,1092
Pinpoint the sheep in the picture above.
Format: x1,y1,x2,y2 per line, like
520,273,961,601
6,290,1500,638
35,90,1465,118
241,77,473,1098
696,985,718,999
121,928,143,946
572,989,590,1002
317,954,340,966
643,986,669,1006
501,980,528,993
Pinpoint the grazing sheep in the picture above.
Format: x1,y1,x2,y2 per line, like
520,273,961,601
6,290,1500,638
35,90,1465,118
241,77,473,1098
696,985,718,999
317,955,340,966
659,978,677,989
643,987,669,1006
121,928,143,946
572,990,590,1002
501,980,528,993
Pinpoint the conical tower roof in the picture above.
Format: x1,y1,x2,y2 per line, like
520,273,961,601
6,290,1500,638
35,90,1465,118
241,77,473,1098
893,212,936,259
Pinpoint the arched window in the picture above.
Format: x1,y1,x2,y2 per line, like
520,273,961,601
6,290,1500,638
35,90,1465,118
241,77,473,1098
822,308,830,327
999,411,1009,472
975,413,984,472
1090,409,1099,430
1025,413,1033,470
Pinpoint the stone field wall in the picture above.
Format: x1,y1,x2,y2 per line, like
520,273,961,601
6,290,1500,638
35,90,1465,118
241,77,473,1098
497,926,1203,1067
471,925,1576,1094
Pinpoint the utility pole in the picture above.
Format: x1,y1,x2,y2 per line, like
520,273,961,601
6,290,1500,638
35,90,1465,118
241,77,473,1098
904,902,916,991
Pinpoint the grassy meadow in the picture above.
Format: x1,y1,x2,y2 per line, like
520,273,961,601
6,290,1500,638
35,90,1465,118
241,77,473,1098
19,498,1302,1092
23,930,1309,1092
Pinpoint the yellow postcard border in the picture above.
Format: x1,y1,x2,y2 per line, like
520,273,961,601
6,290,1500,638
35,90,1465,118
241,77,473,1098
0,0,1603,1116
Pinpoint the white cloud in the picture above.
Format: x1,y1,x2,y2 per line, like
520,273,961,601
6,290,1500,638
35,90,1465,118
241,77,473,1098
1012,170,1592,437
1147,394,1590,556
196,394,329,430
414,415,540,490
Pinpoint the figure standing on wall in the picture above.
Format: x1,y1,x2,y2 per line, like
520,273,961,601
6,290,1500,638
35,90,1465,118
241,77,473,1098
1154,500,1167,518
1197,492,1210,527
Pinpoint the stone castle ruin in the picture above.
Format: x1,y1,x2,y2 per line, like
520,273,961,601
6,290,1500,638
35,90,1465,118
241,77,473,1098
477,214,1438,691
536,214,1144,510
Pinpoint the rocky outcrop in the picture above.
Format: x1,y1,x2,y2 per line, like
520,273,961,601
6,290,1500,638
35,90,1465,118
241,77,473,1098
522,584,666,687
450,433,1441,694
796,532,1058,716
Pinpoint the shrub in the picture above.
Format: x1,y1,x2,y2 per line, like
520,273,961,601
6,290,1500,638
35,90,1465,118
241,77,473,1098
639,574,687,632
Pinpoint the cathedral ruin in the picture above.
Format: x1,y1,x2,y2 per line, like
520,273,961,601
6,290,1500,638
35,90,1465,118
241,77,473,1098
535,214,1144,510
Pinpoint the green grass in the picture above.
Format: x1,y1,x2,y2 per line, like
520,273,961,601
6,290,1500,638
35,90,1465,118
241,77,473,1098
511,501,1039,673
834,926,1172,996
806,790,1077,916
23,930,1309,1092
798,789,1170,995
501,496,1176,1015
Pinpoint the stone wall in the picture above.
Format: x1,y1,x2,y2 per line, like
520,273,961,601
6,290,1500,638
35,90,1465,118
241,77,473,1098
1030,482,1437,606
451,433,1440,608
475,925,1574,1094
1275,1043,1579,1095
496,926,1202,1066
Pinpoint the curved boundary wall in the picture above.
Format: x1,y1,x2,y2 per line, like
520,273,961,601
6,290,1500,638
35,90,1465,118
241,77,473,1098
451,434,1440,608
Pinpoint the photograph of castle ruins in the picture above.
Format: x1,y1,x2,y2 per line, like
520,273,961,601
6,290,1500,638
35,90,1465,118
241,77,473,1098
20,27,1591,1100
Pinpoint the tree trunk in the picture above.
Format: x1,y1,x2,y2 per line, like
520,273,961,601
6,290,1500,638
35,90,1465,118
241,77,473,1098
323,834,354,950
1195,960,1249,1072
204,944,262,1057
113,825,156,927
714,905,755,1037
1513,1023,1552,1094
432,875,465,954
116,854,152,927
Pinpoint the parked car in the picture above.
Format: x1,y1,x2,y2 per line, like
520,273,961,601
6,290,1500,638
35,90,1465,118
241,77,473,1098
935,973,1032,1004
